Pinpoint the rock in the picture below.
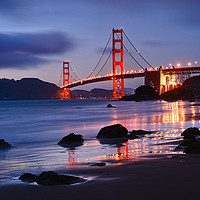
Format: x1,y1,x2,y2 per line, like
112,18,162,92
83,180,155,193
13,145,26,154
174,139,197,151
106,104,115,108
130,130,153,135
181,127,200,139
58,133,84,148
96,124,128,139
184,141,200,153
19,173,38,183
127,134,140,140
98,138,128,145
119,85,160,101
36,171,85,185
0,139,12,150
90,162,106,167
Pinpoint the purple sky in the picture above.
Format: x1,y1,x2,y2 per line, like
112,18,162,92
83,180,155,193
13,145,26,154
0,0,200,89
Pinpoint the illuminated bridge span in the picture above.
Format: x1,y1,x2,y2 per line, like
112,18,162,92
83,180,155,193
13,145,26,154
60,28,200,99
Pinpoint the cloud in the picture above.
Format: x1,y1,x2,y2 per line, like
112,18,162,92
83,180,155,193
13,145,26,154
0,32,76,69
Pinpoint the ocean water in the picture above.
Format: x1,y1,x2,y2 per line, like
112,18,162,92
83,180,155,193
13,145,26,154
0,99,200,184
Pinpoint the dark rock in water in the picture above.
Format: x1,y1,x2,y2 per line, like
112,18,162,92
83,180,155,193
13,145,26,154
0,139,11,150
106,104,115,108
181,127,200,139
37,171,85,185
90,162,106,167
174,139,197,151
96,124,128,139
184,141,200,154
19,173,38,183
58,133,84,148
130,130,153,135
98,138,128,145
119,85,160,101
127,134,140,140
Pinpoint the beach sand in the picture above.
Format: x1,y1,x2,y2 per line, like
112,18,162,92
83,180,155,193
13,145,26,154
1,154,200,200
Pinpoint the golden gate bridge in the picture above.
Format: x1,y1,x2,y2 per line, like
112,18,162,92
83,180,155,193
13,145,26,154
60,28,200,99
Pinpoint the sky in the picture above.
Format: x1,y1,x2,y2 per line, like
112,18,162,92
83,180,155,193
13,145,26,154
0,0,200,90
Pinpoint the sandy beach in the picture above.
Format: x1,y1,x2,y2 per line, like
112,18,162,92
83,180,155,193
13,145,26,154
1,154,200,200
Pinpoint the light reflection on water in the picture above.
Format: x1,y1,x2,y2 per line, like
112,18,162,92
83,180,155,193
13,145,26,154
0,100,200,182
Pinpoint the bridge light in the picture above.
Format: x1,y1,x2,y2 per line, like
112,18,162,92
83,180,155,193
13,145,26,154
188,62,191,66
169,63,172,67
130,70,133,73
195,61,198,64
177,63,181,67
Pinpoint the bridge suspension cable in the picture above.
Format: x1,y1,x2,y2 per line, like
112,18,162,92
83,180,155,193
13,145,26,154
69,64,81,80
115,32,145,70
69,72,78,82
86,32,112,79
123,30,155,70
95,50,112,77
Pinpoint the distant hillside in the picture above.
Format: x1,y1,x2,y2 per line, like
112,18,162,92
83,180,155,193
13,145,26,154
71,88,113,99
0,78,59,100
161,76,200,101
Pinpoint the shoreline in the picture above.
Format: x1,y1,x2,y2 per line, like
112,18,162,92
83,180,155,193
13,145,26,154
1,153,200,200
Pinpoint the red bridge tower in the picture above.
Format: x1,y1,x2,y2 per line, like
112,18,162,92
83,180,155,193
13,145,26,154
62,61,70,99
112,28,125,98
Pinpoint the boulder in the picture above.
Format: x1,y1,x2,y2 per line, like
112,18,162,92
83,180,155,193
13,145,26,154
36,171,85,185
184,141,200,153
58,133,84,148
19,173,38,183
96,124,128,139
0,139,12,150
90,162,106,167
174,139,197,151
181,127,200,139
119,85,160,101
130,130,153,135
106,104,115,108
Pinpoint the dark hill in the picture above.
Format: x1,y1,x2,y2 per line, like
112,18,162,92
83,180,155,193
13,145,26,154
161,76,200,101
0,78,59,100
71,88,113,99
119,85,160,101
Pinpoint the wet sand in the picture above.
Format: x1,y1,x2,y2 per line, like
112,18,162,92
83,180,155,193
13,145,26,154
1,154,200,200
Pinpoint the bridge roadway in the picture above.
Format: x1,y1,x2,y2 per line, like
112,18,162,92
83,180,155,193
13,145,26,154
63,72,145,88
63,66,200,89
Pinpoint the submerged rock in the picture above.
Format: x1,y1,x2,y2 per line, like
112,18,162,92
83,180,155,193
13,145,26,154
19,171,85,185
58,133,84,148
19,173,38,183
37,171,85,186
181,127,200,139
130,130,153,135
106,104,115,108
0,139,12,150
96,124,128,139
90,162,106,167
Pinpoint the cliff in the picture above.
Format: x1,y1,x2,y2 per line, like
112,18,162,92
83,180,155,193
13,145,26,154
161,76,200,101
